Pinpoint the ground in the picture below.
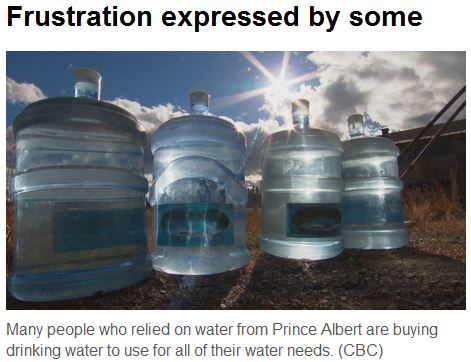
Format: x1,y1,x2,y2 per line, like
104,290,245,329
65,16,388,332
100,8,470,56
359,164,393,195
6,209,465,310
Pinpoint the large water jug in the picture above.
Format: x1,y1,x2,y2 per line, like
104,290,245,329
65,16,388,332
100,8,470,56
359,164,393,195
150,91,249,275
8,69,151,301
261,100,344,259
342,114,408,249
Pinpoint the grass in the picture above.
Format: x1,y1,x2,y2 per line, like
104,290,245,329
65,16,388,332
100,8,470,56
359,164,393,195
403,184,463,224
246,208,261,248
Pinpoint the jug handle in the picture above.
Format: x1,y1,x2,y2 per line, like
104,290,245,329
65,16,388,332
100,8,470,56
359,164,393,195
149,156,247,207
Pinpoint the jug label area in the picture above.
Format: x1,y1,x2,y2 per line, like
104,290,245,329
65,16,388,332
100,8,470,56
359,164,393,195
157,203,234,247
287,203,341,238
53,207,146,252
342,193,404,225
74,81,99,99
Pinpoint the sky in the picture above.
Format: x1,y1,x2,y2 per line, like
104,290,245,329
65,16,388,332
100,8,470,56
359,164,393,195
6,51,466,182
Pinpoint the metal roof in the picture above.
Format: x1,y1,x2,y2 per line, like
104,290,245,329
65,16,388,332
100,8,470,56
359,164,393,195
388,119,465,144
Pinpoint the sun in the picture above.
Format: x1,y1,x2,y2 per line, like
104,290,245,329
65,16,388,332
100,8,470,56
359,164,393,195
216,52,319,109
269,76,291,99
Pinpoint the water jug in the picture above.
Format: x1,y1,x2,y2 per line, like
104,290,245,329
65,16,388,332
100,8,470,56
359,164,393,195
342,114,408,249
150,91,249,274
261,100,344,259
8,70,151,301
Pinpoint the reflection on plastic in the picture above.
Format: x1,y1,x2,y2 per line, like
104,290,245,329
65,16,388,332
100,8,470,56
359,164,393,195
8,96,150,302
261,99,344,260
342,114,408,249
287,203,341,238
158,203,233,247
150,91,249,275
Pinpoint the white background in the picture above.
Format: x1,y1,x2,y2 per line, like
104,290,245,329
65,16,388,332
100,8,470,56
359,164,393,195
1,1,469,361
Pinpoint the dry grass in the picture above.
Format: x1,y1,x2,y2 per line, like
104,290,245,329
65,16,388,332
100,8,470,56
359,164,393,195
6,203,14,276
402,184,466,262
246,208,261,248
146,207,154,253
408,218,465,261
403,184,464,225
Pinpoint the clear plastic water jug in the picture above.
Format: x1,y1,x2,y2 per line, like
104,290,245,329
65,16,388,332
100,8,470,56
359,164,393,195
8,73,151,301
342,114,408,249
150,91,249,275
261,100,344,259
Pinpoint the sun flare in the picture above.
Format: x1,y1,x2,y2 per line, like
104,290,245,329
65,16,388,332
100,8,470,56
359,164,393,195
216,52,319,110
269,76,291,99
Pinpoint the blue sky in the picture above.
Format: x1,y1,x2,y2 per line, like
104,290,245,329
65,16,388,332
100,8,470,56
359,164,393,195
6,51,465,180
6,51,316,127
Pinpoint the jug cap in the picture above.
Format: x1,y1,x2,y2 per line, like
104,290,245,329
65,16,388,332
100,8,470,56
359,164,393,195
74,68,102,100
190,90,210,114
347,113,364,138
292,99,310,129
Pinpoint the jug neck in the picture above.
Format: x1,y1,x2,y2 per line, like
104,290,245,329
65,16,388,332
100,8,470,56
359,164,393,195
293,114,310,129
292,99,310,130
347,114,364,139
190,90,210,115
74,68,101,100
190,103,209,114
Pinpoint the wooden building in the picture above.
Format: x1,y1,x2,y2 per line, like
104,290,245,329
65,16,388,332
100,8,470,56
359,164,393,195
386,119,465,201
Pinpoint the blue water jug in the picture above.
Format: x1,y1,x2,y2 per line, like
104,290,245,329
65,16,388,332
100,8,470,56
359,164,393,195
261,100,344,259
342,114,408,249
8,70,151,301
150,91,249,275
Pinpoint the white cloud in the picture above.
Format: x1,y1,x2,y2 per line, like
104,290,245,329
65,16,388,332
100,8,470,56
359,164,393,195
108,98,185,132
6,77,46,104
109,97,283,180
248,52,465,141
6,52,464,186
225,51,465,182
306,51,465,136
257,83,325,128
234,117,287,179
245,173,262,186
107,98,187,175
